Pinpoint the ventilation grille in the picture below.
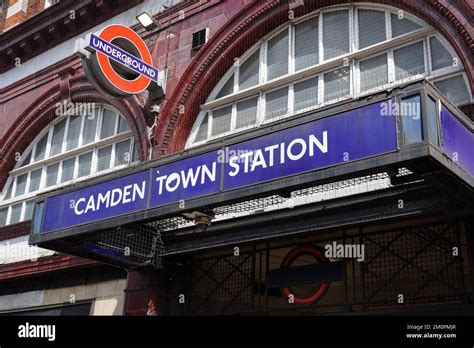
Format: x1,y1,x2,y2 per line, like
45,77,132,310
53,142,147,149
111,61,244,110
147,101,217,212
192,28,209,50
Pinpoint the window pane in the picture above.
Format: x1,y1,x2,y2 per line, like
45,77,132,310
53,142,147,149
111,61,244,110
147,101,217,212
394,41,425,81
217,73,235,98
0,208,7,226
401,95,422,144
114,140,131,167
61,158,75,182
97,145,112,172
324,67,350,102
427,97,439,146
434,75,470,105
265,86,288,120
4,182,13,200
29,169,42,192
391,13,421,38
82,114,98,145
132,143,139,163
24,201,35,221
46,163,59,187
295,16,318,71
294,77,318,111
359,54,388,91
430,37,454,71
236,97,258,129
194,113,209,143
323,10,349,60
14,174,28,197
20,152,31,167
34,134,48,162
78,152,93,178
66,115,82,151
50,118,66,156
239,49,260,90
100,109,117,139
118,116,130,133
358,10,386,49
211,105,232,137
10,204,22,224
267,30,288,80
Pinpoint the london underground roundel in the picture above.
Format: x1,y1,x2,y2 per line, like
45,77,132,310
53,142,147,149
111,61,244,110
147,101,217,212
280,244,330,304
77,24,161,97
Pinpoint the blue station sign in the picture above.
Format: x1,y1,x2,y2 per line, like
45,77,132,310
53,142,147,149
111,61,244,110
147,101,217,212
40,100,398,234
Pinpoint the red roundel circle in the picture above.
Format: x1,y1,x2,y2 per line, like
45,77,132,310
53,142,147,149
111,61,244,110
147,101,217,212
96,24,153,95
281,244,330,305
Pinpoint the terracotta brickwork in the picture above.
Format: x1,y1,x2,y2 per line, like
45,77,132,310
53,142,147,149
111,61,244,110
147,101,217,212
1,0,46,32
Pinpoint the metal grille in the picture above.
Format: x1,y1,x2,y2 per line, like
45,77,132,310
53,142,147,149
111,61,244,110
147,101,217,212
180,221,469,315
58,223,165,269
362,223,465,307
154,170,412,233
188,252,255,315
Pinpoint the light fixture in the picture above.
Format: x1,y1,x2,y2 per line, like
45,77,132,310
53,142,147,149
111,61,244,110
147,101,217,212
137,12,159,31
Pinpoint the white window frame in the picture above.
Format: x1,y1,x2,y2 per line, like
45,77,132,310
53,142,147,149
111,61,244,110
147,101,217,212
0,106,138,227
186,4,471,149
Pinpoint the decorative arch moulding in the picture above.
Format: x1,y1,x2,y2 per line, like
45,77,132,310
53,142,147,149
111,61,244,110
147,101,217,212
155,0,473,157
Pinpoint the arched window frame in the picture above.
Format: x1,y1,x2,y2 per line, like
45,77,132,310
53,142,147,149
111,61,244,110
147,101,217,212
187,3,472,148
0,104,139,227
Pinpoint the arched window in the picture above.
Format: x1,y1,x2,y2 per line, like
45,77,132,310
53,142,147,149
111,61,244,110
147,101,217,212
187,4,471,147
0,105,139,227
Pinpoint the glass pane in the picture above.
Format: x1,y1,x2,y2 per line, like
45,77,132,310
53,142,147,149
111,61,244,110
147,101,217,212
434,75,470,105
430,37,454,71
46,163,59,187
211,105,232,137
34,133,48,162
24,201,35,221
194,113,209,143
97,145,113,172
115,140,131,167
401,95,422,144
267,30,288,80
216,73,235,98
10,204,22,224
295,16,318,71
14,173,28,197
359,54,388,92
66,115,82,151
20,152,31,167
4,182,13,200
394,41,425,81
82,114,98,145
100,109,117,139
294,77,318,111
323,10,349,60
358,10,386,49
50,118,66,156
391,13,421,38
118,116,131,133
239,49,260,90
427,97,439,146
78,152,93,178
0,208,7,226
265,86,288,121
29,169,42,192
132,142,139,162
236,97,258,129
61,158,76,182
324,67,350,102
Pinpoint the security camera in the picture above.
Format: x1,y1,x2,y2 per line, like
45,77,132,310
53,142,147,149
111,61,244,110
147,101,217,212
150,104,160,113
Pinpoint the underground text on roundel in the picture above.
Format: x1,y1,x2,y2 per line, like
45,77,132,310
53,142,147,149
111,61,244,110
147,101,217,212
40,101,397,233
